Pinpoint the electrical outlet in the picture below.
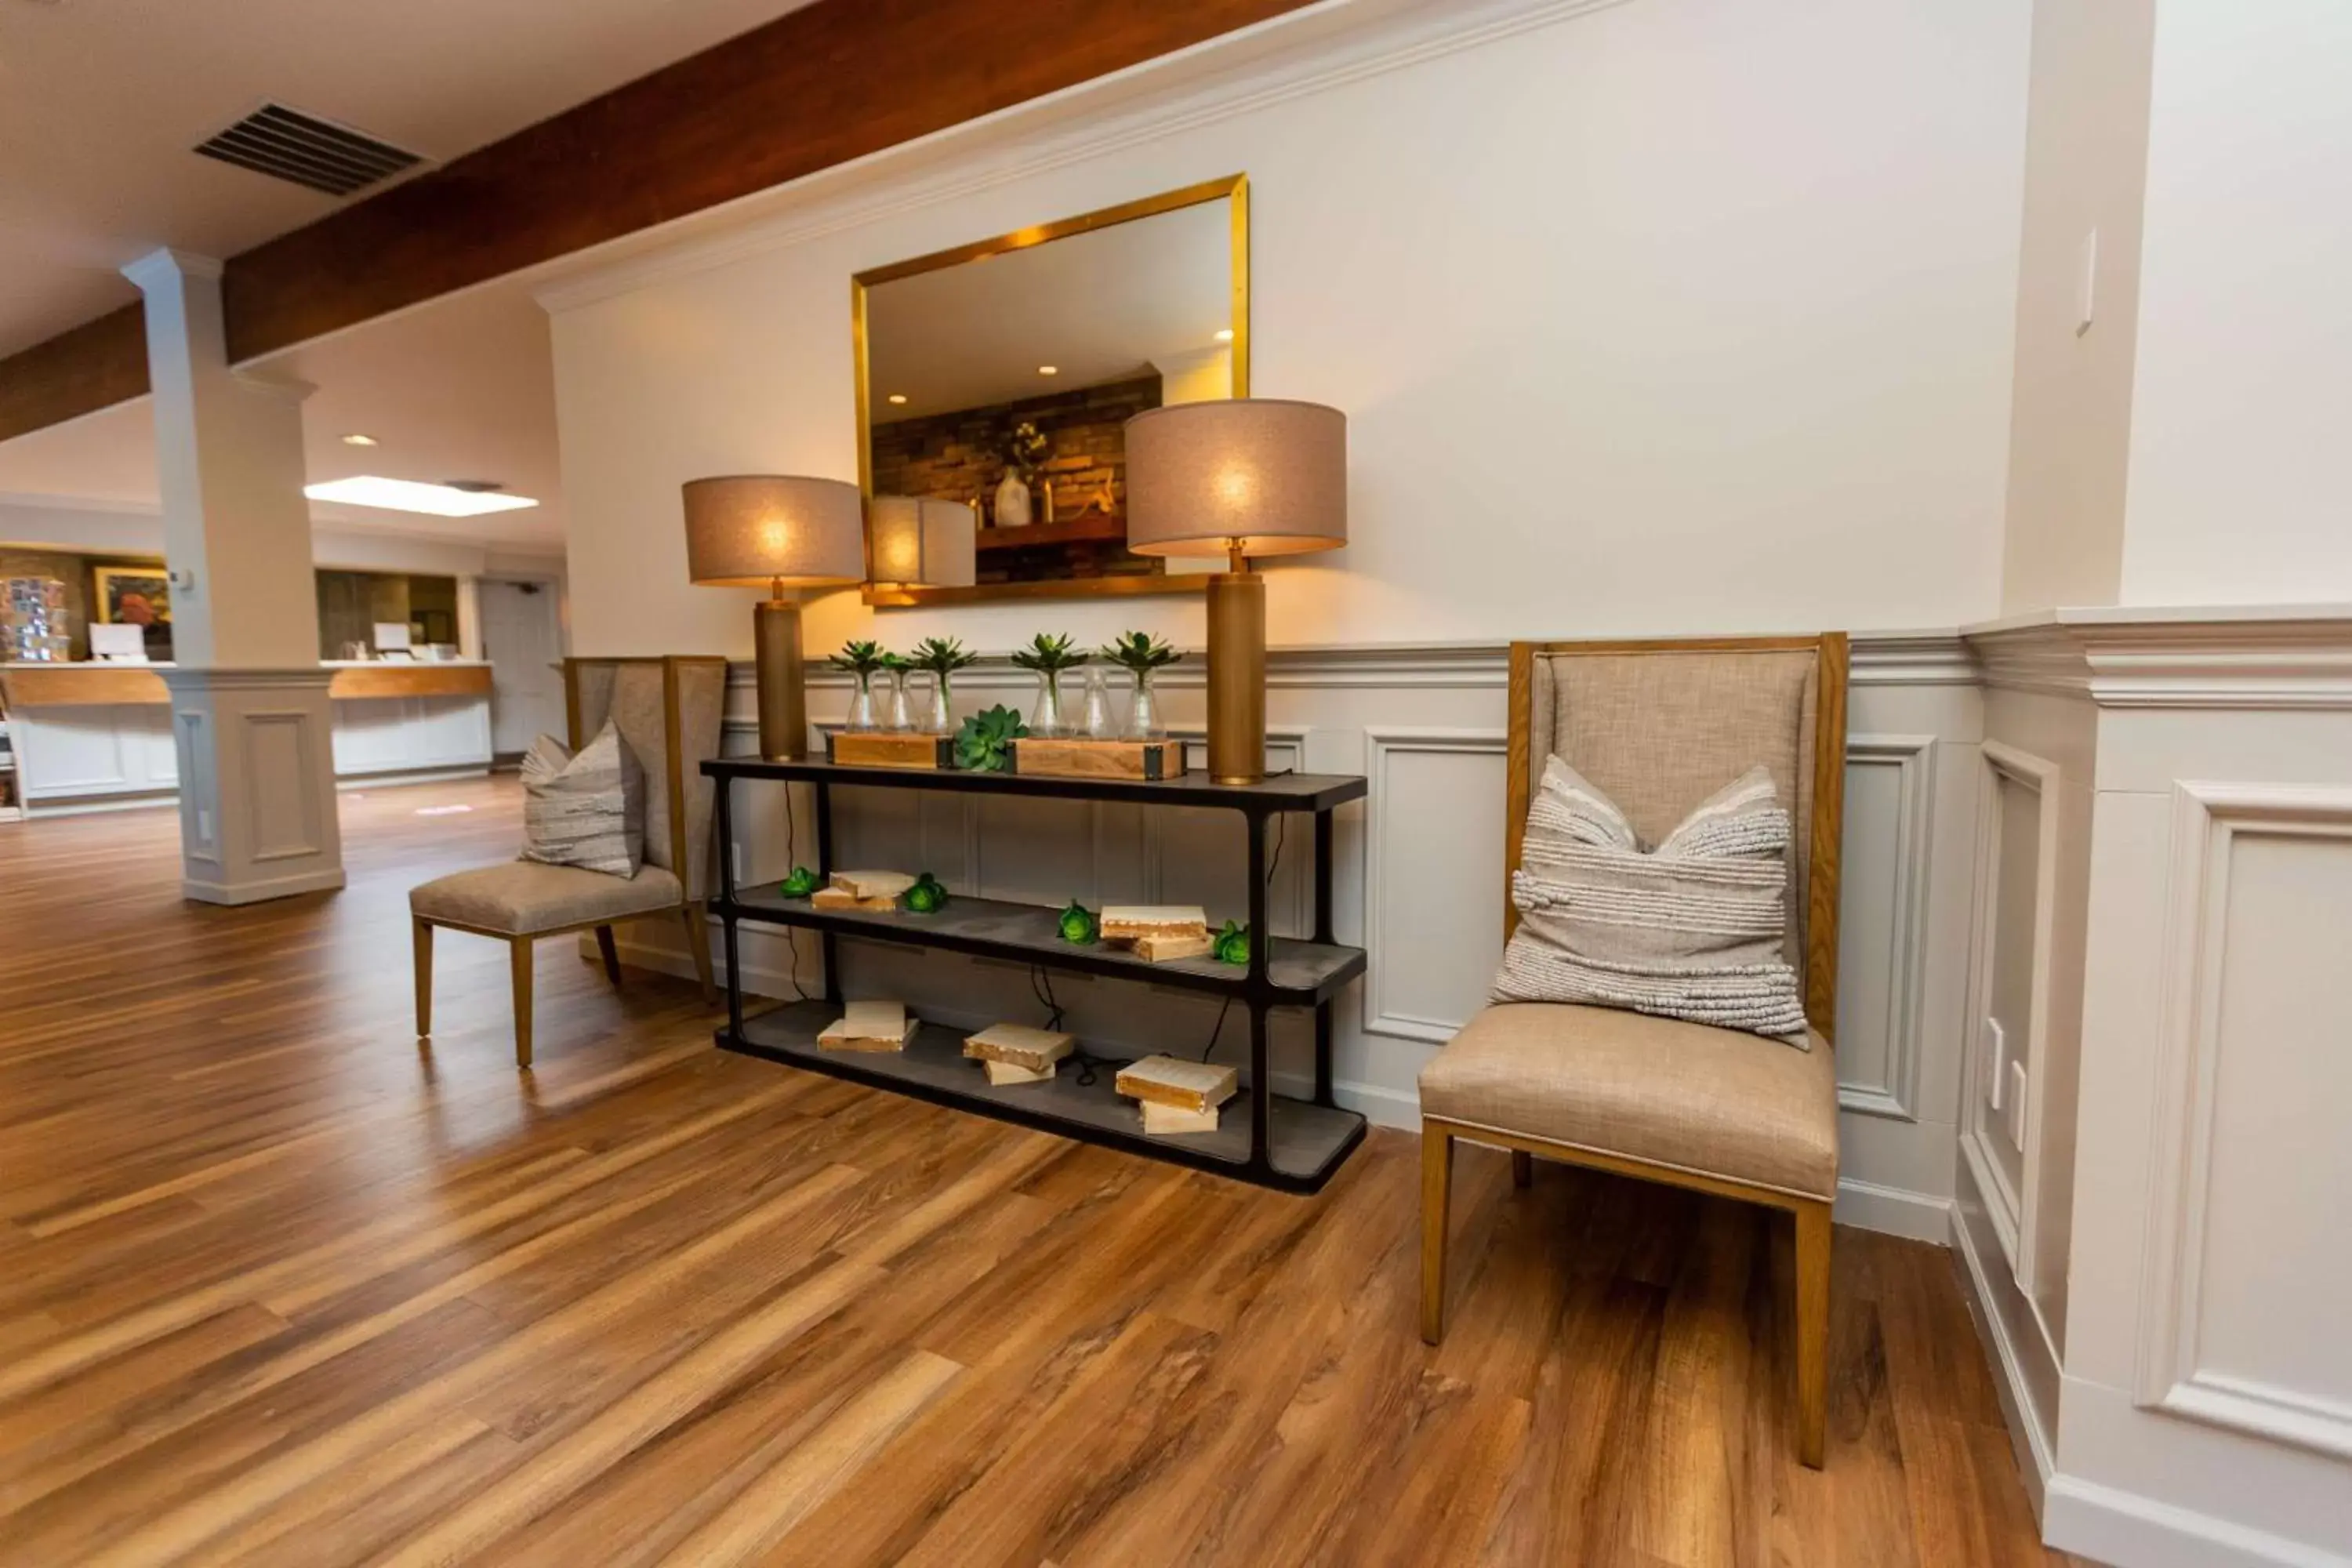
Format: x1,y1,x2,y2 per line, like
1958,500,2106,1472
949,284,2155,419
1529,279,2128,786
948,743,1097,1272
2005,1059,2030,1149
731,843,743,884
1984,1018,2008,1112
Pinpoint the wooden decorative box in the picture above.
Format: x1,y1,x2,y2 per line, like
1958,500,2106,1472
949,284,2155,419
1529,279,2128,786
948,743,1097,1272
1007,738,1185,781
827,731,954,770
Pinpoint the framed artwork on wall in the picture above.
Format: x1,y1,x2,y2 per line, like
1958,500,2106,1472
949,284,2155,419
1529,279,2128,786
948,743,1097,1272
91,565,171,627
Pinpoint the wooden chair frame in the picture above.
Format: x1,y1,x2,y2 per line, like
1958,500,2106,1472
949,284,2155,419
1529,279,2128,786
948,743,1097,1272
412,655,722,1067
1420,633,1849,1467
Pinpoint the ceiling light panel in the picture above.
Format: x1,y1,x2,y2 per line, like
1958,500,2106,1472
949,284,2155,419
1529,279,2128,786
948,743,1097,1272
305,476,538,517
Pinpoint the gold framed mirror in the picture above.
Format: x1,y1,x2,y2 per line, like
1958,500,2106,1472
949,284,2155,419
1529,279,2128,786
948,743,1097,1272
854,174,1249,608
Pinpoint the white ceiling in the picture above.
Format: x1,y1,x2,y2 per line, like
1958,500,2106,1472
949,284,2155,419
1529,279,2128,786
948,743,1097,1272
868,198,1235,421
0,0,819,358
0,279,567,549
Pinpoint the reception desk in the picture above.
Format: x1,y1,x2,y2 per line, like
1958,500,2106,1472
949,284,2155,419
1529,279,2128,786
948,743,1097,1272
0,661,495,815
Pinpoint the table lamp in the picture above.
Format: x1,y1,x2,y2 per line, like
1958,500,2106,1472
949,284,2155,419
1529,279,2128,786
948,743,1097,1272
867,495,977,590
681,475,866,760
1125,399,1348,784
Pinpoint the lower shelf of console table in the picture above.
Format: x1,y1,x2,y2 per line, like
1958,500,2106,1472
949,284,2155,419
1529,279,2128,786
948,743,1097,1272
720,1000,1368,1194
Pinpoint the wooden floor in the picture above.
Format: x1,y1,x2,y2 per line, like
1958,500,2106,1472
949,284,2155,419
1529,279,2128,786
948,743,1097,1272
0,777,2071,1566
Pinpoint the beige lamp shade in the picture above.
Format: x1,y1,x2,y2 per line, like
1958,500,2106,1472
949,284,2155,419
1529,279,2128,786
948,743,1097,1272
1124,398,1348,558
681,475,867,588
868,495,977,588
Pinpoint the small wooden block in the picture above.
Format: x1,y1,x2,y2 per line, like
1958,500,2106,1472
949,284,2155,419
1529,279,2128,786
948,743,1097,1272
985,1059,1054,1087
962,1022,1076,1072
818,1000,917,1052
829,869,915,900
811,887,897,911
1131,934,1214,963
1115,1054,1239,1114
1100,905,1210,944
1007,738,1185,781
829,731,954,770
1142,1102,1221,1136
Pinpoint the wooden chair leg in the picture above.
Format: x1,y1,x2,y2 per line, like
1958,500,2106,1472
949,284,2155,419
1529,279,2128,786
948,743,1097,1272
1794,1198,1832,1468
1420,1124,1456,1345
510,938,535,1069
594,925,622,984
1511,1149,1534,1189
681,902,715,1004
412,918,433,1036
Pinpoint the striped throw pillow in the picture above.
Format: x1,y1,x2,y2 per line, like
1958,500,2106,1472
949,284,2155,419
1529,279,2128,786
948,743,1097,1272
1493,757,1808,1044
518,720,645,879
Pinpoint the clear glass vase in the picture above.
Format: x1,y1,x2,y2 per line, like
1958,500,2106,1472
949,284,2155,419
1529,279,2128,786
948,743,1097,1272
845,673,878,732
1080,667,1113,739
923,673,953,735
1122,667,1164,739
882,668,914,731
1029,671,1065,737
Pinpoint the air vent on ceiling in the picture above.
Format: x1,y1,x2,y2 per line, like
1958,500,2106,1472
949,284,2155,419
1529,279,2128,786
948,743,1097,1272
192,103,422,198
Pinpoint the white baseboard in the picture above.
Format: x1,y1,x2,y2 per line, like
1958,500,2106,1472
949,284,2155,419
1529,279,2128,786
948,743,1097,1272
336,765,492,791
182,866,347,905
2044,1475,2351,1568
1951,1195,2056,1518
1833,1177,1953,1243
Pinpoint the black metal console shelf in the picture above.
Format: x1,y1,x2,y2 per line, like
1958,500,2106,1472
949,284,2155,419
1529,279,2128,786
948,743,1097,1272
703,756,1371,1193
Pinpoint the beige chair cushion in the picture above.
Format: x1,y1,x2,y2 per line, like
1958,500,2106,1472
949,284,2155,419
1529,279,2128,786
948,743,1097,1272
1418,1002,1838,1200
410,861,682,935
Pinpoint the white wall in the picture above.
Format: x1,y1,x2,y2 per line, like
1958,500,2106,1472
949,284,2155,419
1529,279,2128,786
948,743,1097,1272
2119,0,2352,605
547,0,2032,659
1998,0,2154,613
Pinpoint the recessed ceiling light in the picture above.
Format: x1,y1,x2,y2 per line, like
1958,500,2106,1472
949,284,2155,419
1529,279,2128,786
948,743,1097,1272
1037,365,1058,376
304,476,539,517
340,433,378,446
1214,328,1234,343
886,393,908,405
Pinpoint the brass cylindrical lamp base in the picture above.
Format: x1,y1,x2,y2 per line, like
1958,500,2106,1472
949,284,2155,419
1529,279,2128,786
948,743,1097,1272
1206,569,1268,786
753,599,808,760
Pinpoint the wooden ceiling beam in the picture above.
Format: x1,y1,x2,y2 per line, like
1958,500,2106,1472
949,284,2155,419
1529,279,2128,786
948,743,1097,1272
0,0,1317,445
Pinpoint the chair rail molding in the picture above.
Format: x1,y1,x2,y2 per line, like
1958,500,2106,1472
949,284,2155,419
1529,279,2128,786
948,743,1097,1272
2135,779,2352,1463
1966,605,2352,710
1835,732,1940,1121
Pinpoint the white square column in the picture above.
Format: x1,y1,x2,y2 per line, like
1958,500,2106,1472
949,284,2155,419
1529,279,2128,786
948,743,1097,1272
124,249,344,904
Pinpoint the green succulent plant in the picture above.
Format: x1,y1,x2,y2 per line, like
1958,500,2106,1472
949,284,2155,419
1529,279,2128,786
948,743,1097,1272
827,640,888,678
1008,633,1087,677
1102,631,1182,674
1057,900,1099,945
778,866,821,899
953,704,1029,772
878,650,911,675
902,872,949,913
1211,919,1252,966
909,637,978,679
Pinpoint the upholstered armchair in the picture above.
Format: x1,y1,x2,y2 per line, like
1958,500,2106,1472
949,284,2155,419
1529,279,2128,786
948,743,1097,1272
1417,634,1848,1466
410,655,728,1066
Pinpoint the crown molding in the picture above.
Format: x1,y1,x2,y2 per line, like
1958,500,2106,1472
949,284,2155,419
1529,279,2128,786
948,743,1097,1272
533,0,1632,315
1966,605,2352,710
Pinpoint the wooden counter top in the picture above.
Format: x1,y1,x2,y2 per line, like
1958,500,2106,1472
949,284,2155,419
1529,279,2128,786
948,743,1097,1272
1,662,493,708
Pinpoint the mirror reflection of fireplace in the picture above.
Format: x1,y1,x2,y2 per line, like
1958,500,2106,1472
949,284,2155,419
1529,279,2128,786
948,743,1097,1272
855,176,1247,606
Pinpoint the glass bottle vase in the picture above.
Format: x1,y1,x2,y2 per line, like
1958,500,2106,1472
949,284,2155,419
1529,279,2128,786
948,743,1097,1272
924,673,953,735
1028,671,1065,738
882,668,914,731
844,673,878,732
1080,666,1113,739
1122,667,1164,739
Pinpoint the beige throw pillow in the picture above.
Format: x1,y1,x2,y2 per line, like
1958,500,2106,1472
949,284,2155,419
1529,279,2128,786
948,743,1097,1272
518,720,644,879
1494,756,1808,1044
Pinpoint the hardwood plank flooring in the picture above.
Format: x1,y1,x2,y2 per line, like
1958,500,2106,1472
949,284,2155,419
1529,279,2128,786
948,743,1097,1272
0,777,2072,1566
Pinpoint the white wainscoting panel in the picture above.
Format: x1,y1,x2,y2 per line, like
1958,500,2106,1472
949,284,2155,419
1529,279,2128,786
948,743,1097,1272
1835,734,1940,1120
1360,728,1508,1044
2136,782,2352,1462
